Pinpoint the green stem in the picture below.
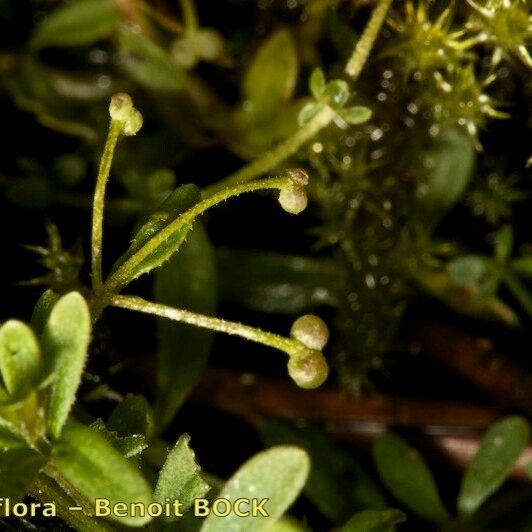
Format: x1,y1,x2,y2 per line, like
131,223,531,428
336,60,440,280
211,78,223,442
110,294,306,357
30,473,113,532
204,106,336,196
344,0,393,79
180,0,199,32
103,176,291,294
502,268,532,318
91,120,123,291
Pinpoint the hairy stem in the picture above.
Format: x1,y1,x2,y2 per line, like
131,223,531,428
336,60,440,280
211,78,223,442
110,294,307,357
91,120,122,291
204,106,336,195
31,472,113,532
103,176,291,294
344,0,393,79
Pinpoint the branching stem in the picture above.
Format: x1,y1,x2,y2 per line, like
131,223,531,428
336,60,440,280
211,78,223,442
103,176,291,294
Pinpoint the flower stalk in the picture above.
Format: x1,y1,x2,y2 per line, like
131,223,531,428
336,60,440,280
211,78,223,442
110,295,329,389
103,173,306,294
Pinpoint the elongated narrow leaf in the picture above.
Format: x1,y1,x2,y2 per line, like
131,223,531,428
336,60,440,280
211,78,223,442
373,433,449,523
260,419,387,523
30,0,120,50
458,416,530,516
340,509,406,532
0,320,41,402
154,434,210,522
111,184,201,284
201,446,310,532
217,249,344,314
243,30,298,118
413,128,475,231
118,24,185,92
51,420,153,527
154,223,216,429
43,292,91,439
0,447,47,502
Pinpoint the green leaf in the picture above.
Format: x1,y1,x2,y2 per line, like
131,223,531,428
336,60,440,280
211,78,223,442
118,24,185,92
0,320,41,402
340,509,406,532
324,80,349,109
217,249,343,314
0,416,29,449
413,128,475,231
260,419,387,523
373,433,449,523
154,434,210,522
512,256,532,279
201,446,310,532
495,225,513,262
90,419,147,459
340,106,372,125
42,292,91,440
51,420,153,527
458,416,530,516
107,395,154,438
154,224,216,429
30,0,120,50
0,447,47,503
264,516,310,532
447,255,488,286
298,101,323,126
243,29,298,118
30,290,60,336
309,68,326,99
111,183,201,283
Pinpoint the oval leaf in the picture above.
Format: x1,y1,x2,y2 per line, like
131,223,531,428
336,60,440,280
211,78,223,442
341,106,372,125
201,446,310,532
373,433,449,523
413,128,475,231
43,292,91,439
458,416,530,516
243,30,298,118
30,0,119,50
0,320,41,401
51,420,153,527
154,434,210,521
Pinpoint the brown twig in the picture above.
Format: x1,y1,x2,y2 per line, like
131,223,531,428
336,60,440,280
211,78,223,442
191,369,531,479
410,320,532,415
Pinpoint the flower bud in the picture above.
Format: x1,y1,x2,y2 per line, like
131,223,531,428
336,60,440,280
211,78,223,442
123,108,143,136
290,314,329,350
286,168,309,187
278,184,307,214
109,93,133,122
287,349,329,389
